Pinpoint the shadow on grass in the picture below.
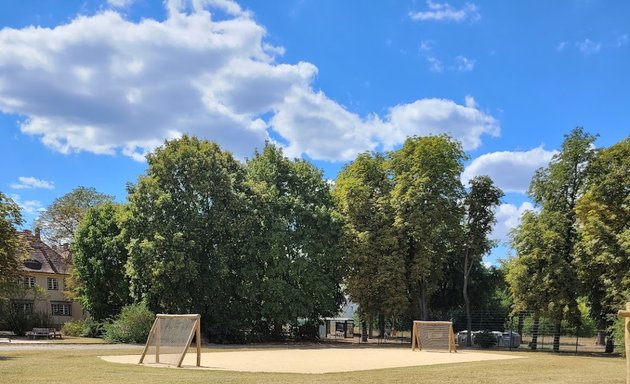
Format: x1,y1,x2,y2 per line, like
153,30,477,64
0,355,15,361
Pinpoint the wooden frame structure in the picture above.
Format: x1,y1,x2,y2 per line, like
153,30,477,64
411,321,457,353
619,303,630,384
139,314,201,368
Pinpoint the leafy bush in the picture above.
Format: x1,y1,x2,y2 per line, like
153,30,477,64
613,316,626,357
62,320,84,336
474,330,497,348
104,302,154,343
3,305,52,336
62,318,105,337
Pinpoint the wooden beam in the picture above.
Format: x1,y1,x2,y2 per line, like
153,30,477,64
138,316,159,364
196,315,201,367
619,303,630,384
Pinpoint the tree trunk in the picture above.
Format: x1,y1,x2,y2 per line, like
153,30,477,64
530,315,539,350
361,320,368,342
463,273,472,347
368,317,373,339
552,320,561,352
596,316,607,345
379,313,386,338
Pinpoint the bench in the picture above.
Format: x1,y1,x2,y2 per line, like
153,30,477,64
27,327,61,339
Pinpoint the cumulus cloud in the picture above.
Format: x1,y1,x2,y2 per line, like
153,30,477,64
409,1,480,23
0,0,500,162
10,177,55,190
576,39,601,55
107,0,135,8
462,146,557,193
454,55,475,71
426,56,444,72
491,202,536,243
9,194,45,215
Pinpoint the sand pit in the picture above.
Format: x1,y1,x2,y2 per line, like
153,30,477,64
101,347,524,374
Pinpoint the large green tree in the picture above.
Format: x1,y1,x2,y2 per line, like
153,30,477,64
124,135,251,342
389,135,466,321
246,144,346,338
333,152,407,333
72,202,131,321
575,137,630,348
509,127,597,351
0,192,26,286
36,186,114,247
461,176,503,346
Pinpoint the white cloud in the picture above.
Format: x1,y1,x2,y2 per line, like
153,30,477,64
491,202,537,243
426,56,444,72
107,0,135,8
454,55,475,71
462,146,558,194
419,40,434,52
382,97,500,151
617,34,628,47
409,1,480,23
576,39,601,55
556,41,567,51
9,194,45,215
10,177,55,190
0,0,500,163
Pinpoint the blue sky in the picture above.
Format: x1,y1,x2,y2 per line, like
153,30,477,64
1,0,628,264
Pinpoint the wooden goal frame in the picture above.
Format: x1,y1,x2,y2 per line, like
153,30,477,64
619,303,630,384
411,320,457,353
139,314,201,368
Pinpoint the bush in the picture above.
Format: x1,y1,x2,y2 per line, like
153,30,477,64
62,320,84,336
613,316,626,357
474,330,497,348
62,318,105,337
3,305,52,336
104,302,154,343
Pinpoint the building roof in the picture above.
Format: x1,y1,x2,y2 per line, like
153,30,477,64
18,230,71,275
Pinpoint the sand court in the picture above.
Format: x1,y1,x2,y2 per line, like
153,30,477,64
100,347,524,374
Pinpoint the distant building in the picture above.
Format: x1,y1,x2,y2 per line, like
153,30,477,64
11,230,85,328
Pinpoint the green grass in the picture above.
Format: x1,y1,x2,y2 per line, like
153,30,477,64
0,347,625,384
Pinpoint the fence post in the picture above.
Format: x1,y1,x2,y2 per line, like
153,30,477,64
619,302,630,384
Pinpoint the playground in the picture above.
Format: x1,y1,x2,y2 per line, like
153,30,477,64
101,346,522,373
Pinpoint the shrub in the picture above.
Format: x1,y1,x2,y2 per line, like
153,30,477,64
62,318,105,337
613,316,626,357
62,320,84,336
3,305,52,336
104,302,154,343
474,330,497,348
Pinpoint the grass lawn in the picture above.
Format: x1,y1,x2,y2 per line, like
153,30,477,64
0,347,625,384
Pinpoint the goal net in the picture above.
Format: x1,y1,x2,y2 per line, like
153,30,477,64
411,321,457,353
139,314,201,367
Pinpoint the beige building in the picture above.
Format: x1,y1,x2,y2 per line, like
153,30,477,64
13,230,85,328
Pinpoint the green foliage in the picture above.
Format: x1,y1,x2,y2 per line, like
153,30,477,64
124,136,250,342
333,152,407,321
0,192,26,286
2,305,52,336
474,330,497,348
389,135,466,320
575,138,630,328
72,202,130,321
61,320,84,336
245,144,346,339
62,318,106,337
36,186,114,246
508,128,597,351
613,316,626,357
104,302,154,343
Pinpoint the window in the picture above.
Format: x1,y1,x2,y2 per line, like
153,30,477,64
24,276,36,288
51,302,72,316
12,300,34,314
47,278,59,290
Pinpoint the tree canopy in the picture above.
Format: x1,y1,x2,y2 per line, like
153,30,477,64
0,192,25,286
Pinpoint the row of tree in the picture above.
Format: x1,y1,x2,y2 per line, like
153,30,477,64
507,128,629,351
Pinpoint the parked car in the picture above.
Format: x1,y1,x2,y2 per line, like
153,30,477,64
456,330,521,348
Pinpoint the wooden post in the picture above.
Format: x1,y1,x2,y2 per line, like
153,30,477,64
155,318,160,364
196,314,201,367
619,303,630,384
138,315,159,364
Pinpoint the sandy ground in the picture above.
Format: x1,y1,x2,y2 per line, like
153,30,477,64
100,348,524,374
